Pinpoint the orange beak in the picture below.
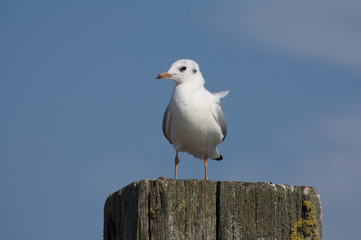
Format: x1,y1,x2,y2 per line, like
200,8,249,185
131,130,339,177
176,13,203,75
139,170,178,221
156,72,174,79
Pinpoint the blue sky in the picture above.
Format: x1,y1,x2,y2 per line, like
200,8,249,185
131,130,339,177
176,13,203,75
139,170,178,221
1,1,361,239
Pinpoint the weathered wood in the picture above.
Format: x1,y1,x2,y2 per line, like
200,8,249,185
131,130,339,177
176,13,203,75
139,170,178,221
104,178,322,240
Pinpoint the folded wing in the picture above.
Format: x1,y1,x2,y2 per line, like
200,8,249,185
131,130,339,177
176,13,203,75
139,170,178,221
212,90,229,141
162,105,172,143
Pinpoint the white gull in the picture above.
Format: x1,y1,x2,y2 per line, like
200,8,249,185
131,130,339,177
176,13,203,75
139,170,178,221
156,59,229,180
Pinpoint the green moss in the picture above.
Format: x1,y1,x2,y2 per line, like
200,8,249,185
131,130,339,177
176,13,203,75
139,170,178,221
290,201,320,240
150,208,157,219
175,200,186,212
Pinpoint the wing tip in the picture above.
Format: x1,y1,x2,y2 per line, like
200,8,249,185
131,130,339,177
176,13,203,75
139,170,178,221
213,90,230,99
213,155,223,161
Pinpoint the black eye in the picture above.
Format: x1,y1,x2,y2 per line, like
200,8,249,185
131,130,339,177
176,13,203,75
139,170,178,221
192,69,197,73
179,66,187,72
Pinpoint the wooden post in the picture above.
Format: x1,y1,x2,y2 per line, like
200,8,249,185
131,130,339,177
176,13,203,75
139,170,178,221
104,178,322,240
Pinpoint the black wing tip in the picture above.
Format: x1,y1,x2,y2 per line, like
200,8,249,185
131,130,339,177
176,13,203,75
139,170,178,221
213,155,223,161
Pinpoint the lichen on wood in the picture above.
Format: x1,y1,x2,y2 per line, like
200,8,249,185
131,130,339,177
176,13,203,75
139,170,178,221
290,200,321,240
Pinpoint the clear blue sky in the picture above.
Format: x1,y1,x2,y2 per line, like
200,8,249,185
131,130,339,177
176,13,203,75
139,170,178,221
1,1,360,239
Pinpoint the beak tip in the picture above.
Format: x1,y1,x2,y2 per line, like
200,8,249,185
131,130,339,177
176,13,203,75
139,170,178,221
155,72,172,79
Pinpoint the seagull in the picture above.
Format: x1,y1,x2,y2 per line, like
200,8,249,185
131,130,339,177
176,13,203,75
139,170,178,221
156,59,229,180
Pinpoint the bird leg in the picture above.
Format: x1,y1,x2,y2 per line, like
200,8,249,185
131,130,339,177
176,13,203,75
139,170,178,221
174,150,180,180
204,153,208,180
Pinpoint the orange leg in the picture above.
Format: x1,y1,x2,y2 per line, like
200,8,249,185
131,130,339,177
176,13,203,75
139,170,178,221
174,150,180,180
204,153,208,180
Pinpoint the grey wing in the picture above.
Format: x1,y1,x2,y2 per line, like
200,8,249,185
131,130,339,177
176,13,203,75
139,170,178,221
162,105,172,143
212,103,227,142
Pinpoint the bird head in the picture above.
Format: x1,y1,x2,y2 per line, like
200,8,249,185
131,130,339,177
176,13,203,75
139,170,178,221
156,59,204,85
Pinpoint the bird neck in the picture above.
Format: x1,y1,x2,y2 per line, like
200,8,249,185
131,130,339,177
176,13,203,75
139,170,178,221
177,78,204,91
176,74,205,86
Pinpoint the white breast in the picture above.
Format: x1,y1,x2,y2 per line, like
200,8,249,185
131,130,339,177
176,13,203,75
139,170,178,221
168,84,224,157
